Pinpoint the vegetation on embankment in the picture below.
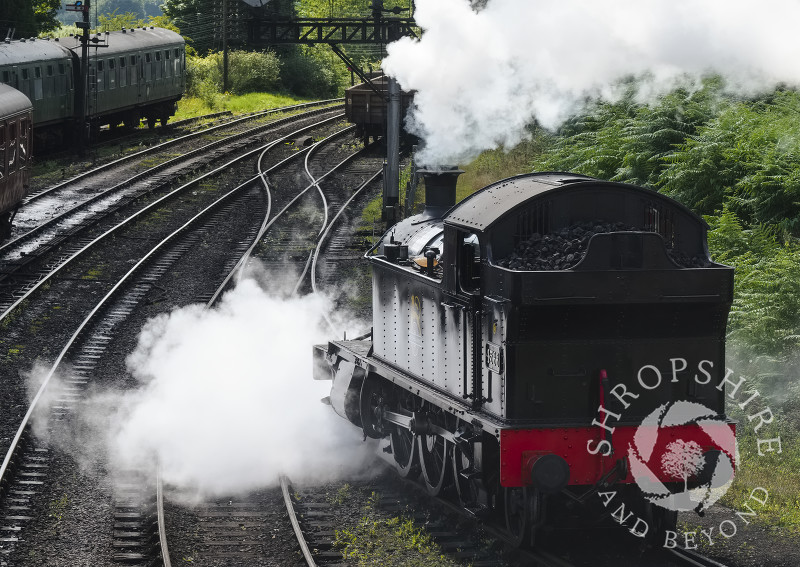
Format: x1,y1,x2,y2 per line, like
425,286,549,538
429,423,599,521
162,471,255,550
173,92,317,121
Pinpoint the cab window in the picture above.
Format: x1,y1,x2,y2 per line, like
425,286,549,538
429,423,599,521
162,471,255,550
459,232,481,294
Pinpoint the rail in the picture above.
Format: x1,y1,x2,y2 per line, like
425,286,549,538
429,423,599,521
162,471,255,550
280,475,317,567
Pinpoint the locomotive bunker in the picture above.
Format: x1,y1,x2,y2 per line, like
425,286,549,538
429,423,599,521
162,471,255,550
314,171,735,546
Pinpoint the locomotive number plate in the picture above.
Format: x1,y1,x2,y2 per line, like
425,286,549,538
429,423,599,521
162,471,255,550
485,342,503,374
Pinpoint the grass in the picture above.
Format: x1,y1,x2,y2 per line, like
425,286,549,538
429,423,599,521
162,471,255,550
325,486,464,567
720,409,800,533
81,266,105,280
173,92,319,122
335,515,461,567
456,134,549,199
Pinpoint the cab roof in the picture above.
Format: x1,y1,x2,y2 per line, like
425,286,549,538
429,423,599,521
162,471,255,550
444,172,705,232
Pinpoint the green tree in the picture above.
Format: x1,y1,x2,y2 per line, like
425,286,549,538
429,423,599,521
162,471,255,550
1,0,60,38
32,0,60,34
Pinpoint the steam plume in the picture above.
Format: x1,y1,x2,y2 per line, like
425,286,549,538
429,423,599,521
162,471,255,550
30,277,376,500
383,0,800,165
110,278,375,497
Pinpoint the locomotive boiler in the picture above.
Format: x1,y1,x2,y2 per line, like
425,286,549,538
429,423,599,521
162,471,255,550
314,170,736,545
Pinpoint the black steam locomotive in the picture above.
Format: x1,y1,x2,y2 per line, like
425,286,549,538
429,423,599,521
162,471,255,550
314,171,736,545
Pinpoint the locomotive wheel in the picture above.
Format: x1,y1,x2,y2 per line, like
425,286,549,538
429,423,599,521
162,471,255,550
418,406,452,496
390,427,418,478
504,486,540,548
452,420,481,507
389,391,420,478
359,377,386,439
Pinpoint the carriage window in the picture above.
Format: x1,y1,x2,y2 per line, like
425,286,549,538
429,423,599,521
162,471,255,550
155,51,161,61
59,63,65,74
1,71,8,83
19,120,27,163
8,123,16,170
175,48,180,57
47,65,53,76
95,63,104,92
109,59,115,69
34,67,41,78
34,77,43,100
130,55,136,65
165,50,170,59
22,69,29,80
145,53,151,63
120,57,126,67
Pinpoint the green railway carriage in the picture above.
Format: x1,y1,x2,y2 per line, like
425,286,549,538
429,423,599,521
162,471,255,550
0,38,74,131
83,27,185,130
0,27,185,146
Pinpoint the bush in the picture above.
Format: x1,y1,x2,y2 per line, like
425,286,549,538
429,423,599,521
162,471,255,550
186,50,281,97
279,46,343,98
228,50,281,94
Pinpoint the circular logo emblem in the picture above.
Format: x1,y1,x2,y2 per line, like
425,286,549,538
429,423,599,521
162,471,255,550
627,401,738,512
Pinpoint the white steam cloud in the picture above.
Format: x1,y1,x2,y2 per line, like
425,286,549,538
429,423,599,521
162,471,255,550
112,279,375,496
383,0,800,165
31,276,377,500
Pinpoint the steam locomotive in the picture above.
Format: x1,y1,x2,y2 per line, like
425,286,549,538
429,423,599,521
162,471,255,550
314,170,736,545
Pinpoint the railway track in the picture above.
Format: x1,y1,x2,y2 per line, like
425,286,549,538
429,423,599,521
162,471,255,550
0,111,366,565
0,110,387,564
145,136,385,567
2,102,342,262
21,100,338,211
0,110,347,324
0,105,747,567
279,469,740,567
279,472,589,567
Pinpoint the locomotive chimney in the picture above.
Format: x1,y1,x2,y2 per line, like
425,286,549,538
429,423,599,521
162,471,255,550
418,167,464,219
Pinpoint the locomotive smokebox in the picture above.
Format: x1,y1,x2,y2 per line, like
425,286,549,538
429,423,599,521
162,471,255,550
418,167,464,218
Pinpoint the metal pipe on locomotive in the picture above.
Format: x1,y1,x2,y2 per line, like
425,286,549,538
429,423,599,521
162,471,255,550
314,169,736,545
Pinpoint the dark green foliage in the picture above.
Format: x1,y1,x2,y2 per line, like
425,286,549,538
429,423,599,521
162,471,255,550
661,91,800,235
534,77,723,187
187,50,281,98
279,46,341,98
706,208,800,357
2,0,60,37
533,79,800,365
